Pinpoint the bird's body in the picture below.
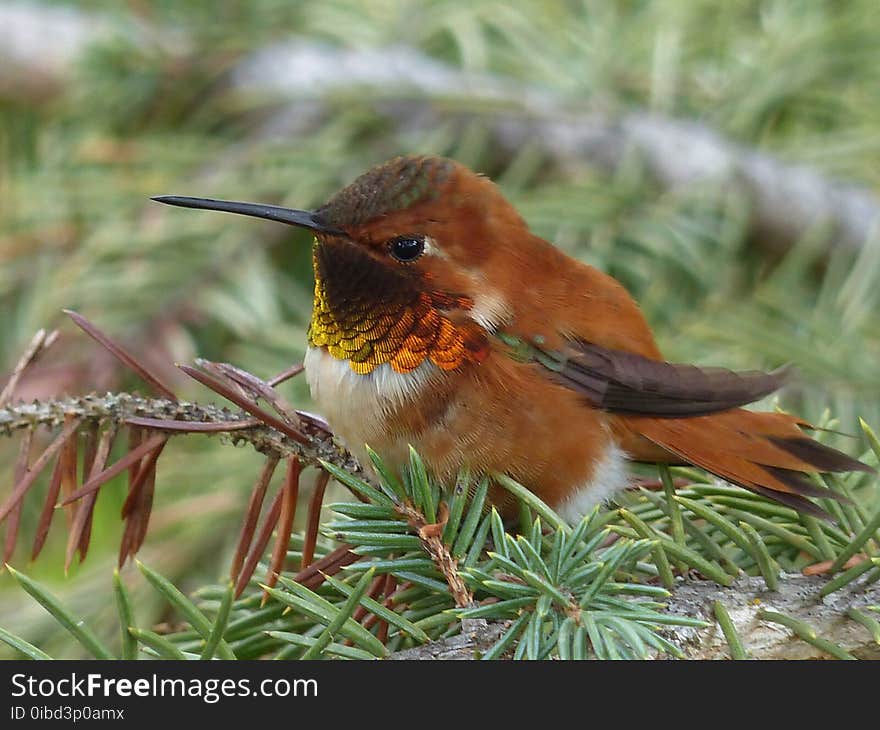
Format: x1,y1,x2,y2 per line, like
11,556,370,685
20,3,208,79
156,155,871,521
304,340,626,521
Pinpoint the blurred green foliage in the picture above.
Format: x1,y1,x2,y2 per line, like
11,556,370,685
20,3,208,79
1,0,879,656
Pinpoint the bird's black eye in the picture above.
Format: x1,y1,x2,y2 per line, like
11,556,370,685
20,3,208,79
388,235,425,262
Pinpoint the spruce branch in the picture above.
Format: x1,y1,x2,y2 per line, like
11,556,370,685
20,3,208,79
0,392,356,471
1,313,878,660
0,311,359,578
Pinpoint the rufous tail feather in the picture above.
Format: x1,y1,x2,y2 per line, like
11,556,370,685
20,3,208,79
625,409,873,519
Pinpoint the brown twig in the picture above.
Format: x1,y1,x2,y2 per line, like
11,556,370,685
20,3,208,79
0,417,81,524
124,416,260,432
120,428,142,558
263,457,301,594
120,439,165,519
80,422,98,489
230,455,280,582
396,501,472,609
178,364,310,445
58,413,79,528
62,433,167,504
31,453,65,560
291,544,360,591
66,425,117,570
803,554,868,576
194,360,256,403
127,427,143,500
64,310,177,401
204,361,297,426
4,430,34,564
119,441,164,565
292,410,332,435
267,364,305,387
118,436,167,565
133,458,158,556
301,468,330,571
235,485,285,598
0,329,59,407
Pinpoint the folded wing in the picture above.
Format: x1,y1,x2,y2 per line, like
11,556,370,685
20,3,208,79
513,334,873,519
530,338,789,417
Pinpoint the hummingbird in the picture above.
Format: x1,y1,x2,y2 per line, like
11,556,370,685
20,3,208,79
154,155,871,522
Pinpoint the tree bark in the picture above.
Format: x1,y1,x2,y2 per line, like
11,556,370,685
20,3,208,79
665,573,880,660
390,573,880,660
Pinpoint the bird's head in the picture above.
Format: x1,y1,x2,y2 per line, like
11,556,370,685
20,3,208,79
154,155,545,373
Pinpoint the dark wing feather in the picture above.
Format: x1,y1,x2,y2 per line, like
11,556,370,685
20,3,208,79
532,338,789,417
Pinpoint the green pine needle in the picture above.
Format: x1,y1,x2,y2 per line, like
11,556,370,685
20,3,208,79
7,566,114,660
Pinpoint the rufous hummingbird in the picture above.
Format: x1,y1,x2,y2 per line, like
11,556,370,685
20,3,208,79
154,155,871,522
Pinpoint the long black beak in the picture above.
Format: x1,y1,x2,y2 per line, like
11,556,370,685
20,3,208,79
151,195,343,235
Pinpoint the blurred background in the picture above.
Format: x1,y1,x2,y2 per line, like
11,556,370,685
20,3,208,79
1,0,879,656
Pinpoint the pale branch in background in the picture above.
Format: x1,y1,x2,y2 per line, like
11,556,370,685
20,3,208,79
1,2,878,252
237,43,880,254
0,1,186,99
